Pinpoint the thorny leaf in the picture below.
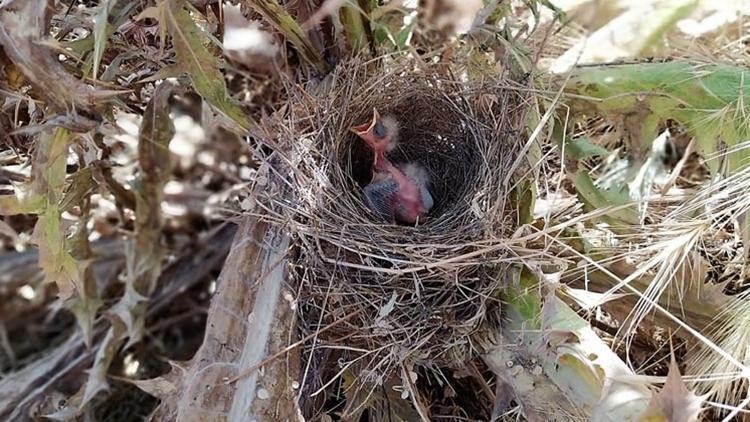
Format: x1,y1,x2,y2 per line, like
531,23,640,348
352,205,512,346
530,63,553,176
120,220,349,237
35,227,84,321
67,195,103,348
138,0,252,131
82,328,117,406
60,166,96,212
109,275,150,349
82,80,177,407
69,289,102,348
63,1,138,60
31,128,83,300
0,130,99,343
638,357,704,422
131,79,178,276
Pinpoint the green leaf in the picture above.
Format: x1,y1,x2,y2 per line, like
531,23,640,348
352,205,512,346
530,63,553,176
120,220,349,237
511,178,535,226
504,268,543,327
33,207,81,299
30,129,83,299
150,0,252,130
394,22,414,49
340,4,367,52
551,0,698,73
572,170,640,225
562,61,750,174
92,0,118,80
490,269,652,419
565,138,610,161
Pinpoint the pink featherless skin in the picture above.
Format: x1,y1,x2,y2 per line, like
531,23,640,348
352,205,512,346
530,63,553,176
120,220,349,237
351,110,434,224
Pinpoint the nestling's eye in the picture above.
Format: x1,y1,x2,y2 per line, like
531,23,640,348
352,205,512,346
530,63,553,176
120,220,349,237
373,121,387,139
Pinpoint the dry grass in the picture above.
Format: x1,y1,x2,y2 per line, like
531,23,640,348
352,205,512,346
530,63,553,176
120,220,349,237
3,0,750,420
249,55,533,415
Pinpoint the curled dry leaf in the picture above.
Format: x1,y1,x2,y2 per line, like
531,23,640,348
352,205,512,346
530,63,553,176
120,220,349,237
127,361,187,400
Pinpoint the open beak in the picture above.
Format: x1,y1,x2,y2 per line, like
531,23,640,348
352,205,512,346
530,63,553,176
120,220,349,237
350,109,383,166
349,108,381,137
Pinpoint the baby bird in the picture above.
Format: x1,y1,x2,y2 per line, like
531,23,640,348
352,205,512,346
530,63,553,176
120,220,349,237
350,108,399,169
350,110,434,224
364,161,434,224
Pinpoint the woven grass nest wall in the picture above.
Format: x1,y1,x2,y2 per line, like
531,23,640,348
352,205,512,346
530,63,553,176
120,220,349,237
263,57,530,380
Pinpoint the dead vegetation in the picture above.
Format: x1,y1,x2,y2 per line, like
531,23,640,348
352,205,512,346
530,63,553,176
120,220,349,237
270,57,529,418
2,0,750,421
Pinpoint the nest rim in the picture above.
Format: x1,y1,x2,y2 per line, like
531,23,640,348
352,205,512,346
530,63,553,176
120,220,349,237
267,56,531,370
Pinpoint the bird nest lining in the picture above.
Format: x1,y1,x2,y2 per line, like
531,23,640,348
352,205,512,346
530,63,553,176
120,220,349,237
263,58,529,369
344,90,480,218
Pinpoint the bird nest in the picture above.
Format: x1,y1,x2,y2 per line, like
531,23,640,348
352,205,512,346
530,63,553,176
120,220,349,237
261,57,529,372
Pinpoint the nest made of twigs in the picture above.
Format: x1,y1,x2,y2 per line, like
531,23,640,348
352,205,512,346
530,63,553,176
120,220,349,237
260,56,529,375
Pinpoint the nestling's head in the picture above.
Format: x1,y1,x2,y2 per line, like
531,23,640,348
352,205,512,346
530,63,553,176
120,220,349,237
350,108,399,153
